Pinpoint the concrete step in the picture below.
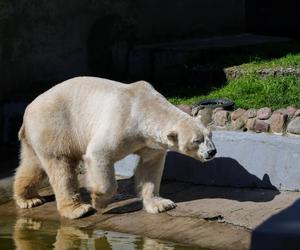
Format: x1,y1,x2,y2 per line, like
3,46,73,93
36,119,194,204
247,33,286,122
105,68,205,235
225,65,300,80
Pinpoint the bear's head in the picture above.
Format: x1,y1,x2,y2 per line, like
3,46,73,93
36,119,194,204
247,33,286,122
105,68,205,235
166,118,216,162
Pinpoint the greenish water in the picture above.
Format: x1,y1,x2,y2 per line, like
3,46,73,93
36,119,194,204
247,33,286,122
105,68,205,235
0,216,198,250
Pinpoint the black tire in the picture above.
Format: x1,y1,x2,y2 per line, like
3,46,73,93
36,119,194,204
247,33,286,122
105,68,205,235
193,98,234,110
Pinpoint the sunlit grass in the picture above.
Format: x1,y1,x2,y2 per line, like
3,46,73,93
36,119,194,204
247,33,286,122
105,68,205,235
168,53,300,109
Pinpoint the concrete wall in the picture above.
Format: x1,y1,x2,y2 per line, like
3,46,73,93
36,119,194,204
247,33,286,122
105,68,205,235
164,131,300,191
0,0,246,102
114,131,300,191
246,0,300,38
0,0,247,147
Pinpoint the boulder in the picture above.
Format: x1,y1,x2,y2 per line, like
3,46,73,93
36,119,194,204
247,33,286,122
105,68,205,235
257,107,272,120
287,117,300,135
274,108,288,116
269,112,288,134
213,110,229,127
246,118,256,131
197,108,213,126
245,108,257,118
213,107,224,114
255,120,269,133
294,109,300,117
231,108,246,121
287,106,297,118
232,117,246,130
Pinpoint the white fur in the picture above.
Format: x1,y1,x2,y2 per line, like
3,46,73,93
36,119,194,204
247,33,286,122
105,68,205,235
13,77,216,219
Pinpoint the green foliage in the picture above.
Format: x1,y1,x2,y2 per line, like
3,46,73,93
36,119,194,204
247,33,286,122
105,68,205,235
239,53,300,71
168,53,300,109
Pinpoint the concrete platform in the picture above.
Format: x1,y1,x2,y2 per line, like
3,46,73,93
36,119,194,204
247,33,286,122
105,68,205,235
164,131,300,191
1,131,300,249
0,177,300,250
114,131,300,191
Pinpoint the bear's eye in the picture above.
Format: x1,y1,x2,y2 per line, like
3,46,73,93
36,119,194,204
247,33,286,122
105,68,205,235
193,139,202,144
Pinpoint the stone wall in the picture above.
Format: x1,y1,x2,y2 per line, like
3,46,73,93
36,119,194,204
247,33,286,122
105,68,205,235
178,105,300,136
0,0,247,147
0,0,246,102
246,0,300,38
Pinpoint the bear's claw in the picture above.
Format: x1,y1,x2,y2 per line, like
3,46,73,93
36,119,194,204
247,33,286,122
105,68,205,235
60,203,95,219
15,197,45,209
144,197,177,214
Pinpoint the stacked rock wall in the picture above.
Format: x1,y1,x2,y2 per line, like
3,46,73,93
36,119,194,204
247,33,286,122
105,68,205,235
177,104,300,136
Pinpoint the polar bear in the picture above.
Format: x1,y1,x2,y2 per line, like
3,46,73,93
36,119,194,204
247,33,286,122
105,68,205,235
13,77,216,219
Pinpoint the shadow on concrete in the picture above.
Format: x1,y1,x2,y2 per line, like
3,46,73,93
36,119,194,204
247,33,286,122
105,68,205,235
251,198,300,250
103,200,143,214
162,182,280,204
164,152,279,190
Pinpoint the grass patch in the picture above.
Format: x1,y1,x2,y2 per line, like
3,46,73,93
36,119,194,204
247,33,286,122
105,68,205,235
238,53,300,71
168,75,300,110
167,52,300,110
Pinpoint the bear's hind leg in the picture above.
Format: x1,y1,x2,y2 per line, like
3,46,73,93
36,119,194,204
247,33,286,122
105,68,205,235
40,156,94,219
14,141,46,208
135,148,176,214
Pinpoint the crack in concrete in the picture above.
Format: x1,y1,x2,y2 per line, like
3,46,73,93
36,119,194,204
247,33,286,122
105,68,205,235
165,211,251,231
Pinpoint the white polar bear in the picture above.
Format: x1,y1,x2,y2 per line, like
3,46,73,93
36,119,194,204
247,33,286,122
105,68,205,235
13,77,216,219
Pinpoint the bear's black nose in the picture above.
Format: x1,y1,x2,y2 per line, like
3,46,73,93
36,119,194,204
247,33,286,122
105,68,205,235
207,149,217,157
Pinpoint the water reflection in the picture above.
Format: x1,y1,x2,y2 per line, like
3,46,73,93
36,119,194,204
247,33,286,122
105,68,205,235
7,217,192,250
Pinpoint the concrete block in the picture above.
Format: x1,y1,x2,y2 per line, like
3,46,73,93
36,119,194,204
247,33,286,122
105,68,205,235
114,131,300,191
163,131,300,191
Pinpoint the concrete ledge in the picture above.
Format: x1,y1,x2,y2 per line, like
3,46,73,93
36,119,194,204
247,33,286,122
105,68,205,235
164,131,300,191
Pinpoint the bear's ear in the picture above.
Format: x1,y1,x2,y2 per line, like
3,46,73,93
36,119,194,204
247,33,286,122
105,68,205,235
167,131,178,146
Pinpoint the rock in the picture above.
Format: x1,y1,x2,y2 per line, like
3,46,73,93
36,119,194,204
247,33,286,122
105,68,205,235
245,109,257,118
294,109,300,117
255,120,269,133
231,108,246,121
246,118,256,131
274,108,288,116
257,107,272,120
287,106,297,118
269,112,288,134
197,108,213,126
177,105,192,115
287,117,300,135
213,110,229,127
232,117,246,130
191,106,201,117
213,107,224,114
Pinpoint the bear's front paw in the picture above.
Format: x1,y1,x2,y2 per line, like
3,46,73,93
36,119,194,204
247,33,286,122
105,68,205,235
143,197,177,214
59,203,95,219
15,196,45,209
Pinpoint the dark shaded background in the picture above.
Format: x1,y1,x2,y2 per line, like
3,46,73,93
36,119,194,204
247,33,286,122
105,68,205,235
0,0,300,171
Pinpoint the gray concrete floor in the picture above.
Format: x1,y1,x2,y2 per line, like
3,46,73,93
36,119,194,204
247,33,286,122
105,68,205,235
1,175,299,250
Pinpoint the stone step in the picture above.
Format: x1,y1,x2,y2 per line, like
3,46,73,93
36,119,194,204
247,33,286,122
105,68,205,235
225,66,300,80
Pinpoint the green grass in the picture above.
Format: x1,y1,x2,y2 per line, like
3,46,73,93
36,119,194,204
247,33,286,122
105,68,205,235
238,53,300,71
167,53,300,110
